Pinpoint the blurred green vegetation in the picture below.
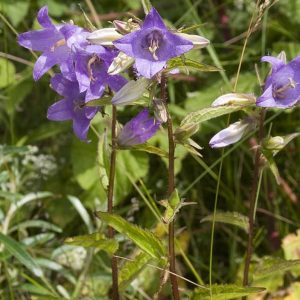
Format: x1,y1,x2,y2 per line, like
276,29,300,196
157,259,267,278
1,0,300,299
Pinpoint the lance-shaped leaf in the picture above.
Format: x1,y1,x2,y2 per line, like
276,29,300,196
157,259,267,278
119,144,168,157
191,284,265,300
141,0,152,14
85,97,113,107
64,233,118,254
0,232,43,277
253,257,300,280
95,212,166,260
180,106,244,126
118,252,152,291
167,57,221,73
201,211,249,233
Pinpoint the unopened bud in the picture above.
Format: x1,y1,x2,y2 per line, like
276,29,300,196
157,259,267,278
174,122,199,142
87,28,122,46
108,51,135,75
211,93,256,107
175,32,210,49
209,118,254,148
263,136,285,151
153,98,167,123
112,77,150,106
113,19,140,34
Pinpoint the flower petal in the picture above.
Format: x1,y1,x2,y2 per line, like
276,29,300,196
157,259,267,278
135,58,166,78
37,6,53,28
73,115,91,141
85,81,105,101
143,7,166,30
47,99,73,121
113,31,139,58
261,56,285,72
256,85,277,107
33,52,57,80
50,74,78,98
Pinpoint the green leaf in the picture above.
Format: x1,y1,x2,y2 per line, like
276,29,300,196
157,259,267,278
118,252,152,291
95,212,166,260
121,144,168,157
9,220,62,234
191,284,265,300
201,211,249,233
0,57,16,88
180,105,243,126
0,232,43,277
167,57,221,73
85,97,112,107
65,233,118,254
141,0,152,14
0,0,30,26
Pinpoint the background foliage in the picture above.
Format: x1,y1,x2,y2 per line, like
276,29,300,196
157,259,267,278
1,0,300,299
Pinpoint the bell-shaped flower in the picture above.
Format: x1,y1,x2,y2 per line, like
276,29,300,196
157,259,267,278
113,7,193,78
18,6,87,81
117,109,160,146
257,55,300,108
209,118,254,148
47,74,98,141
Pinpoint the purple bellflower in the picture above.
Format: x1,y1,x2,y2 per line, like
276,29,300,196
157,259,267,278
18,6,87,81
257,55,300,108
118,109,160,146
72,46,127,100
113,7,193,78
47,74,98,141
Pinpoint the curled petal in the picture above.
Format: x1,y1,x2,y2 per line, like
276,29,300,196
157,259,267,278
37,6,54,28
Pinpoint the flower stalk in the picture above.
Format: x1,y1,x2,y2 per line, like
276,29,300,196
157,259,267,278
242,109,265,292
161,72,180,300
107,105,119,300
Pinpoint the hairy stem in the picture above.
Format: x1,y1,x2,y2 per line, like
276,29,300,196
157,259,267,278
161,73,180,300
107,105,119,300
242,109,265,292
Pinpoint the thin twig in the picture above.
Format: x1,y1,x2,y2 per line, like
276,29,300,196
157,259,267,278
107,106,119,300
161,72,180,300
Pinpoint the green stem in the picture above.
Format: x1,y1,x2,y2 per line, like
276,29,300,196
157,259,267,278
107,105,119,300
161,73,180,300
242,109,265,292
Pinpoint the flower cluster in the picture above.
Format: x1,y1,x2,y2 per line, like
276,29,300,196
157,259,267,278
19,6,208,143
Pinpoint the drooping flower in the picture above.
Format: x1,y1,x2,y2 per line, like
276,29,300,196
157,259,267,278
18,6,87,81
256,55,300,108
113,7,194,78
47,74,98,141
209,118,254,148
117,109,160,146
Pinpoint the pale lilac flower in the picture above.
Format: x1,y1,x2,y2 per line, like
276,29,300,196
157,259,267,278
257,55,300,108
47,74,98,141
18,6,86,81
113,7,193,78
209,119,254,148
118,109,160,146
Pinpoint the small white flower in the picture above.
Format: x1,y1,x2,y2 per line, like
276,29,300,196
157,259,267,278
175,32,210,49
108,51,135,75
211,93,256,107
87,28,122,46
209,119,254,148
112,77,150,106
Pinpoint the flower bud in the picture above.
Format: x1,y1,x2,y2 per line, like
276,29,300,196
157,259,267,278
209,119,254,148
113,19,140,34
108,51,135,75
211,93,256,107
175,32,210,49
153,98,167,123
87,28,122,46
263,136,285,151
174,122,199,142
112,77,150,106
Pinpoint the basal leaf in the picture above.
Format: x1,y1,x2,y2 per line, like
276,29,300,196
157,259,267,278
191,284,265,300
65,233,118,254
201,211,249,233
95,212,166,260
0,232,43,277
